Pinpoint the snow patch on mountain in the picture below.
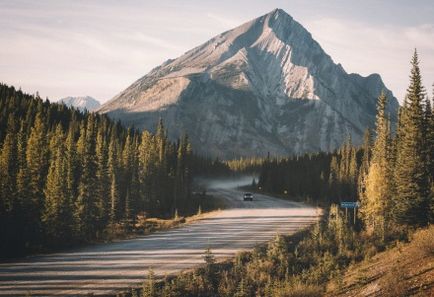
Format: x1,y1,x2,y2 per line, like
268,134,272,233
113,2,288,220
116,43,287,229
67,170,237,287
59,96,101,112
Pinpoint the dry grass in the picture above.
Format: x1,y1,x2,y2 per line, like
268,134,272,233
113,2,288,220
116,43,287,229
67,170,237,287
326,225,434,297
381,266,409,297
283,284,323,297
104,193,227,241
413,225,434,257
135,216,186,234
269,281,323,297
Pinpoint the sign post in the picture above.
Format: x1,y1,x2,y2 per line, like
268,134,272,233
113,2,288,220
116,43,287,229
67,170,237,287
340,202,360,224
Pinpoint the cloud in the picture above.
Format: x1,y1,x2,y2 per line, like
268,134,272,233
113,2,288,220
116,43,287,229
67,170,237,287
0,2,433,103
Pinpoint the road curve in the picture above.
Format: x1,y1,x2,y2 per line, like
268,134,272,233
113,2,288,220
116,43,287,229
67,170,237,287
0,188,320,296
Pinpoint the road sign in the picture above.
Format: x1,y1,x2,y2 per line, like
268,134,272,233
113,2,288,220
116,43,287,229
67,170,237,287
340,201,360,208
340,201,360,225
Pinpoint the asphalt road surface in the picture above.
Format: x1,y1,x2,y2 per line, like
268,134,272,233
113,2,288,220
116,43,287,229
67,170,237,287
0,186,320,296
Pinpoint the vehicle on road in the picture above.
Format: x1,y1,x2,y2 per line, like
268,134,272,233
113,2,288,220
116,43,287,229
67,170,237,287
243,192,253,201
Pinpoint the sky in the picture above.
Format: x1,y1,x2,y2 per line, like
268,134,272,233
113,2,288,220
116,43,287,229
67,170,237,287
1,0,433,104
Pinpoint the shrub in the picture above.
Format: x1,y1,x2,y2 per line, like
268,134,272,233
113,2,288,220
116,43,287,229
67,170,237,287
413,225,434,257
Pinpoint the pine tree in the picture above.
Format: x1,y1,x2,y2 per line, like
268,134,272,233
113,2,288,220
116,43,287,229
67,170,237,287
394,50,430,226
94,127,109,236
427,86,434,222
349,146,358,200
0,117,18,213
358,129,371,211
173,134,192,214
25,112,48,243
361,91,393,236
0,118,20,254
138,130,154,214
43,125,71,242
122,131,134,222
74,116,97,239
108,132,119,223
14,120,32,251
425,93,434,181
155,119,170,214
64,126,77,232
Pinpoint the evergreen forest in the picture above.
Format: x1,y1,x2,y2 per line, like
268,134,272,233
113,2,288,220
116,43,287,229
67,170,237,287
0,84,227,256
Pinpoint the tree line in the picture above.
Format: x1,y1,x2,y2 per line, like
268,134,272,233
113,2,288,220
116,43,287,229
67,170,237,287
258,50,434,233
258,137,361,204
0,84,204,256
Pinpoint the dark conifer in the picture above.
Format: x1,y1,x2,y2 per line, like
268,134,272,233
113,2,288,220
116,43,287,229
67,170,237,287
393,50,430,225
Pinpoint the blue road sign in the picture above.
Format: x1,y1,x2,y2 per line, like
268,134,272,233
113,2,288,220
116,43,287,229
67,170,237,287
340,201,360,208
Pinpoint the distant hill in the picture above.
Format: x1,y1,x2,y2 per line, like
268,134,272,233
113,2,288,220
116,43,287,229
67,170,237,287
99,8,399,158
59,96,101,111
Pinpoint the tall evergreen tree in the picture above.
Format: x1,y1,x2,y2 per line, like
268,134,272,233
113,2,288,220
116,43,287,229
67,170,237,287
108,132,119,223
138,130,155,214
43,125,71,242
64,125,77,230
358,129,372,210
0,117,18,213
427,86,434,222
25,112,48,243
74,116,97,239
122,131,134,222
361,91,393,236
393,50,430,225
95,127,110,235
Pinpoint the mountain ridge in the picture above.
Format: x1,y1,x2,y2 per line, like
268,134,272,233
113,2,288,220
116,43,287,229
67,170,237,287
99,8,399,158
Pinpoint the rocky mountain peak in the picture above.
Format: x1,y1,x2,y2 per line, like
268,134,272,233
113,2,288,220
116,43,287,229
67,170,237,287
99,9,399,158
59,96,101,112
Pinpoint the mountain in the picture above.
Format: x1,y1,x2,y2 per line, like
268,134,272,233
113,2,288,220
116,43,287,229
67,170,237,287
99,8,399,158
59,96,101,111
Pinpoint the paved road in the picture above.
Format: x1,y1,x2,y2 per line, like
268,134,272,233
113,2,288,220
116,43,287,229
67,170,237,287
0,187,320,296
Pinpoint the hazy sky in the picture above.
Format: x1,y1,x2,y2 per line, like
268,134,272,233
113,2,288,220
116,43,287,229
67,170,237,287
1,0,433,103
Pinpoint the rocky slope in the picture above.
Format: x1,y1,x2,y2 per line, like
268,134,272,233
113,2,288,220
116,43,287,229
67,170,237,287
59,96,101,112
99,8,399,158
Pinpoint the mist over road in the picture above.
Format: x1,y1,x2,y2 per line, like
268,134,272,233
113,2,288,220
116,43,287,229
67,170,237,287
0,180,320,296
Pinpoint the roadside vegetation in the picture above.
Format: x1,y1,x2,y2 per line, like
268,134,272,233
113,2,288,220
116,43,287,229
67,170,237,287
326,225,434,296
119,50,434,297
